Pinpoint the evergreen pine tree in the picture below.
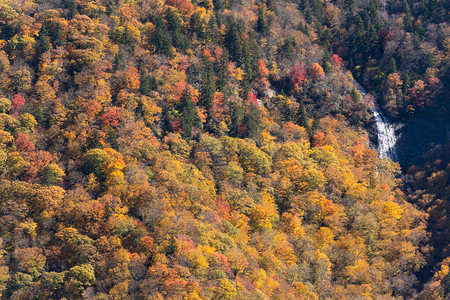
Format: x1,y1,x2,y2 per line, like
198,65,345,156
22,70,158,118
106,129,119,150
166,9,189,50
298,22,309,36
256,8,269,33
230,103,244,137
421,0,430,18
224,19,243,64
403,73,411,94
241,32,260,82
50,22,66,47
281,38,295,59
120,26,134,46
140,74,157,96
38,25,51,55
205,16,220,44
180,89,198,140
152,16,173,55
396,51,405,68
403,0,412,31
244,104,262,140
166,8,183,33
429,0,442,22
388,57,397,73
310,0,324,21
189,12,204,38
266,0,277,12
322,51,331,73
298,99,311,135
425,52,435,68
201,62,216,109
363,22,379,58
349,15,364,61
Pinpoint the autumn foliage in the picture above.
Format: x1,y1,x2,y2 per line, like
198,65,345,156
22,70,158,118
0,0,446,298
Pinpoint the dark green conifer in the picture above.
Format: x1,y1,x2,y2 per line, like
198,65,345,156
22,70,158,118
298,99,309,130
201,62,217,109
189,12,204,38
38,25,51,55
180,89,198,140
152,16,173,55
205,16,220,44
388,57,397,73
403,73,411,94
244,104,262,140
224,19,243,64
403,0,412,30
256,8,269,33
322,51,331,73
140,74,157,96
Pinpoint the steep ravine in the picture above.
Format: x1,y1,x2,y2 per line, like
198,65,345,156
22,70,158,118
396,117,450,168
354,81,449,170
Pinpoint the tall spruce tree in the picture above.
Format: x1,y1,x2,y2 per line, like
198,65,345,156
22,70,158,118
180,89,198,140
256,8,269,33
244,104,262,139
224,19,243,65
201,61,217,110
152,16,173,55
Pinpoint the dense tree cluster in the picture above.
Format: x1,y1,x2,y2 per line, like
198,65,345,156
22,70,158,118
404,144,450,293
0,0,447,298
296,0,449,120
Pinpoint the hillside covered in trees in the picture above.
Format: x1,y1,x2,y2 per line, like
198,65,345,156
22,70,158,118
0,0,448,298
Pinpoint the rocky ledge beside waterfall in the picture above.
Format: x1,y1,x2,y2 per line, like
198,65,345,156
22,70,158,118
353,81,399,163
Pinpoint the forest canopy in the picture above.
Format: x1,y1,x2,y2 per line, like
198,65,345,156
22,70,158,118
0,0,448,298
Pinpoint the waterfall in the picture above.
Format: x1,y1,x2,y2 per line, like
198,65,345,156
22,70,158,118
372,104,399,162
354,81,399,162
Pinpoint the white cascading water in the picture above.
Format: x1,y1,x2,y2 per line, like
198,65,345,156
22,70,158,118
354,81,399,162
